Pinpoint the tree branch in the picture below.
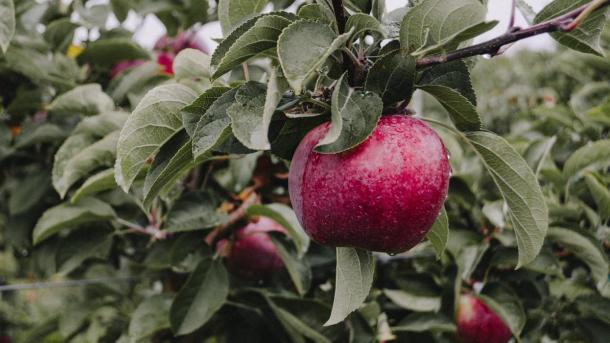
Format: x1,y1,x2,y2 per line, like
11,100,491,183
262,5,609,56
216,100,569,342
331,0,347,34
416,0,610,69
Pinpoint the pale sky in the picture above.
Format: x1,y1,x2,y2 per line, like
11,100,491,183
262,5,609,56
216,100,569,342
80,0,556,54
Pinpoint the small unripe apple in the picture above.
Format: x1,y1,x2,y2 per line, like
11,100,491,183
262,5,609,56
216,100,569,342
288,115,450,253
217,217,286,278
456,294,512,343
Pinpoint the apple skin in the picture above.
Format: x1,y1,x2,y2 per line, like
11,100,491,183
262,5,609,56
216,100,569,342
288,115,450,253
456,294,512,343
156,53,174,75
218,217,286,279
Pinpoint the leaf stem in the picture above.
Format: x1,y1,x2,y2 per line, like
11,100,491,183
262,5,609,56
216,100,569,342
416,0,610,68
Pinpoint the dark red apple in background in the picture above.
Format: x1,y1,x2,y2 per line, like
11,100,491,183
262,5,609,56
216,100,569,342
456,294,512,343
288,115,450,253
110,30,208,78
217,217,286,279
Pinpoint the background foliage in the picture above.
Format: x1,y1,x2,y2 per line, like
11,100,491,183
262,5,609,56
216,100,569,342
0,0,609,342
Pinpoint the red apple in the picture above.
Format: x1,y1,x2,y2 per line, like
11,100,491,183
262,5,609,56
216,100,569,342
218,217,286,278
288,115,450,253
456,294,512,343
156,53,174,75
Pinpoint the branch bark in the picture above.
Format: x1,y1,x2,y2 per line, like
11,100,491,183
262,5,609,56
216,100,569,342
416,0,610,69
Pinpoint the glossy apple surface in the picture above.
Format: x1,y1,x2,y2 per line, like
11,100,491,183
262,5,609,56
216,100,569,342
456,294,512,343
288,115,450,253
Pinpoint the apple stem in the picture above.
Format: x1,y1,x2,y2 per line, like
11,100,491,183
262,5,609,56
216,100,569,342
416,0,610,69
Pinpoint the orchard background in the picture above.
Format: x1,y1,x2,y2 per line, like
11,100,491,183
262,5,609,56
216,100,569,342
0,0,609,342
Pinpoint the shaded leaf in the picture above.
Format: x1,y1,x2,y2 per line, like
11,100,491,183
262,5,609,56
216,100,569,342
228,81,271,150
315,73,383,153
563,139,610,181
325,248,375,326
547,227,609,292
33,197,116,245
143,130,194,209
278,20,353,93
78,37,151,68
364,51,415,104
218,0,267,35
173,48,211,79
212,13,296,79
419,85,481,131
269,234,312,296
47,84,115,116
384,289,441,312
71,169,117,204
393,312,456,333
535,0,609,56
426,207,448,259
115,84,197,192
170,259,229,335
479,283,525,336
0,0,15,53
73,111,129,137
164,192,225,233
466,132,548,267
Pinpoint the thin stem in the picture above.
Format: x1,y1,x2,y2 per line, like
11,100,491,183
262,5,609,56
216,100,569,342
416,0,610,69
242,63,250,81
303,98,332,110
508,0,517,30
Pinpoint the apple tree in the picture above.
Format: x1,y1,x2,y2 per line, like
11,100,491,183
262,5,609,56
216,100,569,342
0,0,609,342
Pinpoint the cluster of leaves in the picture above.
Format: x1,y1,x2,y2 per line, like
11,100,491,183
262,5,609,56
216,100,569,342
0,0,608,341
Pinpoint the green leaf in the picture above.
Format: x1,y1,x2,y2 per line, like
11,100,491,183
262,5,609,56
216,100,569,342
419,85,481,131
43,18,78,52
173,48,211,79
399,0,487,54
413,21,498,57
266,297,330,343
364,51,415,104
465,132,548,267
218,0,267,35
53,131,119,198
383,289,441,312
182,86,231,137
9,173,50,215
535,0,609,56
164,192,226,233
479,283,526,337
227,81,273,150
246,203,310,257
192,88,239,162
73,111,129,137
32,197,116,245
392,312,456,333
78,37,151,68
585,173,610,221
269,234,312,296
52,133,97,192
325,248,375,326
418,60,476,105
315,73,383,153
71,169,117,204
261,66,288,146
143,130,194,210
278,20,353,93
0,0,15,53
426,207,448,259
115,84,197,192
516,0,536,24
13,123,67,149
48,84,115,116
55,228,112,274
563,139,610,181
523,136,557,178
129,295,172,341
577,295,610,324
345,13,386,37
170,258,229,335
212,13,296,79
108,62,167,103
547,227,609,292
